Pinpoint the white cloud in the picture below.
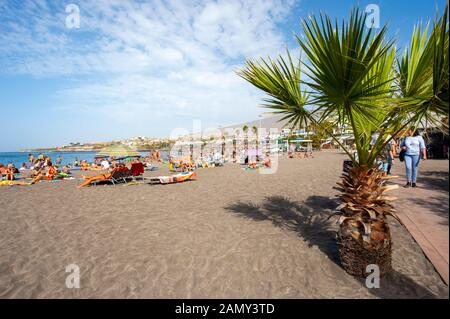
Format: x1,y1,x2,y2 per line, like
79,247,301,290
0,0,297,135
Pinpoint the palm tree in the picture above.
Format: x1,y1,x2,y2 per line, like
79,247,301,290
233,129,240,160
189,138,194,159
252,125,259,159
221,131,227,156
238,7,449,277
242,125,249,156
200,138,206,157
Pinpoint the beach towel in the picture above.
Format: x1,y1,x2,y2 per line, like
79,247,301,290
149,171,196,185
0,180,31,187
53,172,70,179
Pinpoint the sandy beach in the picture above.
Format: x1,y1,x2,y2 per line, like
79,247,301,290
0,150,448,298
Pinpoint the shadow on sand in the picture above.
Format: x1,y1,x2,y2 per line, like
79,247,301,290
224,195,440,298
225,195,340,265
418,170,449,193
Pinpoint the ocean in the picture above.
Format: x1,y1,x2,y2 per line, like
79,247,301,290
0,151,100,168
0,151,175,168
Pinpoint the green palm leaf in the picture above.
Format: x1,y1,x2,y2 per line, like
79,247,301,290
237,50,311,130
396,5,449,131
298,8,395,165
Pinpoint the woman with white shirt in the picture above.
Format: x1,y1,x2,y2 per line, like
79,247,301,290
401,128,427,188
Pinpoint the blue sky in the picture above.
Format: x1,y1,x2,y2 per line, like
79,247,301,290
0,0,447,151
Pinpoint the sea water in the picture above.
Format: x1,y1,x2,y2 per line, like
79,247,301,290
0,151,170,168
0,152,99,168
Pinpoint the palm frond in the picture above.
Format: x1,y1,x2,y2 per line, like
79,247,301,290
297,7,395,164
237,50,311,130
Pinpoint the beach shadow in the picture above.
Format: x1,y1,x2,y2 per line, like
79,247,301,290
225,195,442,298
356,270,439,299
418,170,449,193
224,195,340,265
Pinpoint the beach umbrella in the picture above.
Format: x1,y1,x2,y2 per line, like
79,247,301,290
97,144,140,157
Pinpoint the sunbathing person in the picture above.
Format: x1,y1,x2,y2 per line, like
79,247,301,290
80,161,90,171
248,161,258,169
263,156,272,168
4,164,15,181
169,158,179,172
31,163,57,184
78,168,115,188
0,164,7,179
184,159,196,171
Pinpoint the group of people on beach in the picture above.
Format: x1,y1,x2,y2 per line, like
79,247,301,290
28,155,72,184
168,149,274,172
287,150,314,159
77,157,147,188
0,164,16,181
0,154,72,184
169,152,224,172
0,154,68,183
0,128,430,187
148,150,161,162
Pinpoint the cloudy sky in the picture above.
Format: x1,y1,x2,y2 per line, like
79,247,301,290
0,0,446,151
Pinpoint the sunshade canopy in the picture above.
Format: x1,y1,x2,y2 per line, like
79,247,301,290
97,144,141,157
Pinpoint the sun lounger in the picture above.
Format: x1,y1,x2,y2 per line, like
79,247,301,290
130,162,145,181
90,166,132,186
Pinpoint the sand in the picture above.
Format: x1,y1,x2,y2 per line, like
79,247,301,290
0,150,448,298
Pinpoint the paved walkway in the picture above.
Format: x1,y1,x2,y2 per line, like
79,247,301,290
391,159,449,285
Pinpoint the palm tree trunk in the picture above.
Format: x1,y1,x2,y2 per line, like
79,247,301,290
336,165,395,277
244,136,248,156
256,138,259,159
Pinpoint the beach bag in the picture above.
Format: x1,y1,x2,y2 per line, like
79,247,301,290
399,149,406,162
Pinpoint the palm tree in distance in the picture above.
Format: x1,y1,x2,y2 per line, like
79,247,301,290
233,129,240,160
252,125,259,160
242,125,249,157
